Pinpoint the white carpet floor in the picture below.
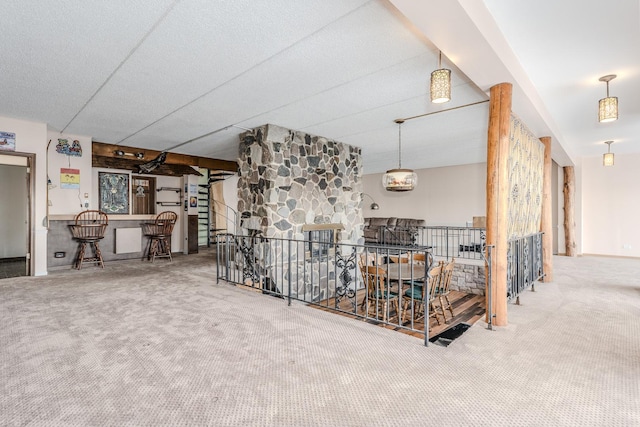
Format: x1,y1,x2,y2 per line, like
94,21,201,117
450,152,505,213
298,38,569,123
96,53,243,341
1,251,638,426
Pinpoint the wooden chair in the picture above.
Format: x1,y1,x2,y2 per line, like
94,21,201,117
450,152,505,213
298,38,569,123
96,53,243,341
358,252,378,309
388,255,409,264
363,265,399,322
411,252,432,265
401,262,444,325
143,211,178,262
69,210,108,269
437,258,456,321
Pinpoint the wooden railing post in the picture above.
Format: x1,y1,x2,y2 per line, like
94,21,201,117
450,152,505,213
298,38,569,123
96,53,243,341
563,166,576,256
540,136,553,281
486,82,511,327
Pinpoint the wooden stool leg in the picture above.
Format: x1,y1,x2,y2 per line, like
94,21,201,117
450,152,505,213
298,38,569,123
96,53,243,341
150,238,158,262
159,237,167,257
164,236,173,262
93,241,104,268
76,242,87,270
144,238,153,261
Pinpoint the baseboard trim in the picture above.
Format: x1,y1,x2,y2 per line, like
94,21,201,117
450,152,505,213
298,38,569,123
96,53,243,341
581,253,640,260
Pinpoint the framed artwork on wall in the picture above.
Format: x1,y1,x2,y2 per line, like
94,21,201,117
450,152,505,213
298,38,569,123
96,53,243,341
99,172,130,214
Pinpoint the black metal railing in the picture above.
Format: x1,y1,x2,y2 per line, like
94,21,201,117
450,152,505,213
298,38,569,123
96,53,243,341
378,226,486,261
216,234,456,346
507,232,544,304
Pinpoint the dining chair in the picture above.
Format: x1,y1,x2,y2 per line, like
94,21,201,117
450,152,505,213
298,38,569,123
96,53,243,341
401,262,444,325
388,255,409,264
401,252,430,286
411,252,426,264
437,258,456,321
358,252,376,309
69,210,109,269
363,265,399,322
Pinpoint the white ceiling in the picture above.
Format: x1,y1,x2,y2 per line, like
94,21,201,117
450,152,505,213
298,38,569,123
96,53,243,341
1,0,637,173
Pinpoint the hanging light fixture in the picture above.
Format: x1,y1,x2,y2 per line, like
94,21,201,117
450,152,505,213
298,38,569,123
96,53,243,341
430,51,451,104
598,75,618,123
382,120,417,192
603,141,615,166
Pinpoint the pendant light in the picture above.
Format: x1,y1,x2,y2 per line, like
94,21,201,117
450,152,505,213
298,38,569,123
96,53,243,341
603,141,614,166
598,75,618,123
430,51,451,104
382,120,417,192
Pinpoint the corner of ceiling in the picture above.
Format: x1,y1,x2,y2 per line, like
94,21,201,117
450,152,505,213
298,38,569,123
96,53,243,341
389,0,576,167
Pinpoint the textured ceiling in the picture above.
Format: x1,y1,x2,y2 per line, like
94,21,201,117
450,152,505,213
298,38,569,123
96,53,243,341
483,0,640,159
1,0,636,174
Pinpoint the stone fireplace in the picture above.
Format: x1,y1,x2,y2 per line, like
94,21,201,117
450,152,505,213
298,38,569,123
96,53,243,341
237,124,363,243
237,124,364,301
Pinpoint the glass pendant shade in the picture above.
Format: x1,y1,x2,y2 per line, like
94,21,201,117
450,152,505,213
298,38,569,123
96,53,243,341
383,119,416,192
598,75,618,123
382,168,418,192
430,68,451,104
598,96,618,122
603,141,614,166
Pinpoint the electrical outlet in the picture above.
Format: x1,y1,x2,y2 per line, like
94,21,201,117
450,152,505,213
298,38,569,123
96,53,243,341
48,200,52,206
623,244,632,250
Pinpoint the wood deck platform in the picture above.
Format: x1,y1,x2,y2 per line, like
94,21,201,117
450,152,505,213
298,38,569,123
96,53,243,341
311,290,486,340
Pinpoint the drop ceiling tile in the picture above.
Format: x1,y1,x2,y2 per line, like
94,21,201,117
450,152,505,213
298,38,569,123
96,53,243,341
0,0,176,130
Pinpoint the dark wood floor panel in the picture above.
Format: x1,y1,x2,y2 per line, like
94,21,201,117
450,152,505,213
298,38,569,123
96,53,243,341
310,290,485,340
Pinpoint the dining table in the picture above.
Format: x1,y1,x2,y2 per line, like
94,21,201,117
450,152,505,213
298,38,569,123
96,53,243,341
383,263,428,283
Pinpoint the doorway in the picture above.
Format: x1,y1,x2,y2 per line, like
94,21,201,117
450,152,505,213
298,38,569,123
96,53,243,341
0,153,32,278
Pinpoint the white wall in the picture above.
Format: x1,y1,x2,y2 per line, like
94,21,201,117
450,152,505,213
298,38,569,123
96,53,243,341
362,163,486,225
0,164,28,257
0,116,48,275
581,153,640,257
47,131,93,214
223,175,239,211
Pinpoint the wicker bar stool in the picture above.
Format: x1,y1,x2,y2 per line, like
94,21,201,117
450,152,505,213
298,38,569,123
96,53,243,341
143,211,178,262
69,210,108,269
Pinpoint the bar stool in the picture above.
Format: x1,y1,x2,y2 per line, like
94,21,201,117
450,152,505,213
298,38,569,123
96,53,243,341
69,210,108,269
143,211,178,262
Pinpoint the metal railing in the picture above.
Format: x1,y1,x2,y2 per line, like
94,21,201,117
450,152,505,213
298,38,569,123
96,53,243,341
216,234,455,346
507,232,544,304
484,245,494,330
377,226,486,260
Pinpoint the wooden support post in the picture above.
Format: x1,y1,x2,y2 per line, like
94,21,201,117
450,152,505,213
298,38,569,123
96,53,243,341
563,166,576,256
539,136,553,281
486,83,512,327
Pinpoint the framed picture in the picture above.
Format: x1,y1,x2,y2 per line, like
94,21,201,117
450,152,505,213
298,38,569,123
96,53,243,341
0,131,16,151
99,172,130,214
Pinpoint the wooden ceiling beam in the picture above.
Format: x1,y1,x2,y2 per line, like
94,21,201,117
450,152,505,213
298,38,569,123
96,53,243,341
92,141,238,172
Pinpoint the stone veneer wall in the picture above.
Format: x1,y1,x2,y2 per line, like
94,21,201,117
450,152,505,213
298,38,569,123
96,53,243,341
236,124,364,302
450,263,485,296
237,124,363,243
